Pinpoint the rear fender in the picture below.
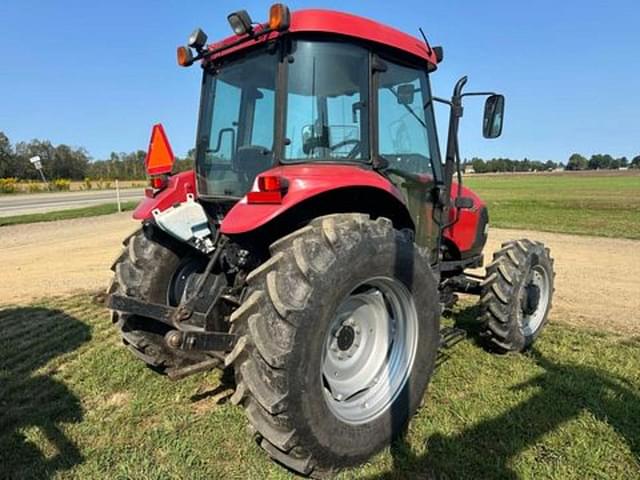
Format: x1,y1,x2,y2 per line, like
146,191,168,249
133,171,197,220
220,164,410,235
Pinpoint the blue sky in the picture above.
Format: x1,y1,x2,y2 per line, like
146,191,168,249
1,0,638,162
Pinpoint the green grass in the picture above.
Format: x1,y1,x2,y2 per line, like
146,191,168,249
0,201,138,227
1,294,638,479
464,171,640,239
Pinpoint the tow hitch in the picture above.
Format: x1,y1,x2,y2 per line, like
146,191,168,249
107,294,238,353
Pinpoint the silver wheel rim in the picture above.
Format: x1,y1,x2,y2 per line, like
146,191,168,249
520,265,550,336
321,277,418,425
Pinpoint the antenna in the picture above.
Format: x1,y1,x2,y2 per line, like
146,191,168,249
418,27,433,56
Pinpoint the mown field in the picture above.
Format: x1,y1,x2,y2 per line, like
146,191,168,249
2,171,639,238
1,294,638,479
464,171,640,239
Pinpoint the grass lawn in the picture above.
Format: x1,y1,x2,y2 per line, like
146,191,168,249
0,202,138,227
464,171,640,239
1,294,638,479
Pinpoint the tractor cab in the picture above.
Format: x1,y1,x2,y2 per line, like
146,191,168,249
194,33,442,200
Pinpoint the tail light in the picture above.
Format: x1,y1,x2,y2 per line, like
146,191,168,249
150,176,168,190
247,175,287,204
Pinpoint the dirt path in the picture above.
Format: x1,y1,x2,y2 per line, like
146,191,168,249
1,214,638,335
482,228,640,336
0,213,138,304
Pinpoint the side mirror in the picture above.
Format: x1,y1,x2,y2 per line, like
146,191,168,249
483,94,505,138
396,84,416,105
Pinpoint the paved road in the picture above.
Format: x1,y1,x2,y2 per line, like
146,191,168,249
0,189,144,217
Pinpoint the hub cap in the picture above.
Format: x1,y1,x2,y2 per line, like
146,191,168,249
321,277,418,425
167,257,205,306
519,265,550,336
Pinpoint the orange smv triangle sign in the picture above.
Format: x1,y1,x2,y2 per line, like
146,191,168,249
145,123,175,175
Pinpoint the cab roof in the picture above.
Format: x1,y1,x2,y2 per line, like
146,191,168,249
207,9,438,67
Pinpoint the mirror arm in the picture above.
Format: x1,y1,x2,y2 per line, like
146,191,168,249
438,76,468,236
431,96,452,106
461,91,497,98
443,77,466,196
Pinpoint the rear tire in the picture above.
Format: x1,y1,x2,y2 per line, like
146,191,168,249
480,239,555,352
227,214,440,477
108,229,211,372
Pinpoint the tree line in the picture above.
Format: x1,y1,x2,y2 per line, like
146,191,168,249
0,131,193,181
466,153,640,173
466,158,560,174
2,131,639,180
565,153,640,171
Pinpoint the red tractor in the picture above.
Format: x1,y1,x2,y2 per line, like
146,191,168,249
108,5,554,477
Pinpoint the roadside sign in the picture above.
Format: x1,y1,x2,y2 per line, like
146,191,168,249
29,156,43,170
29,155,49,188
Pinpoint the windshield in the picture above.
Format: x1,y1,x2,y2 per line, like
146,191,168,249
195,48,277,197
284,41,369,162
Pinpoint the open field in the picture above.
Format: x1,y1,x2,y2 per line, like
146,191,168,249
464,170,640,239
0,294,638,479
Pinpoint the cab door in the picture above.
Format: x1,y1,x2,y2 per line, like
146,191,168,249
374,56,443,260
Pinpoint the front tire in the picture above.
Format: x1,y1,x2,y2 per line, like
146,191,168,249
480,239,555,352
226,214,440,477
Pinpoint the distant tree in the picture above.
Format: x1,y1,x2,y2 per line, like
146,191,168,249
631,156,640,169
12,140,89,180
471,157,488,173
618,157,629,168
588,154,613,170
174,148,196,173
566,153,588,171
0,132,13,178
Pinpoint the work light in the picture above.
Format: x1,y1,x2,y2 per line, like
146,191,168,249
227,10,253,36
188,28,208,51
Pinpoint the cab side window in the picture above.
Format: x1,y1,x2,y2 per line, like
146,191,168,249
377,60,438,176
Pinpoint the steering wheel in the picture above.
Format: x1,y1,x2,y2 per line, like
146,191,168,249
330,139,361,159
